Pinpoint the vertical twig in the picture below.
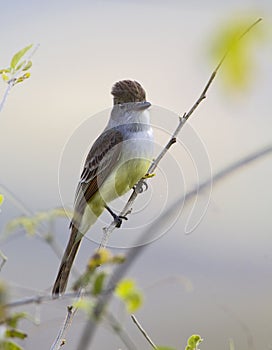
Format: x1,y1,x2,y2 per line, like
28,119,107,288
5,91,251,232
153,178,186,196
50,305,77,350
131,314,158,349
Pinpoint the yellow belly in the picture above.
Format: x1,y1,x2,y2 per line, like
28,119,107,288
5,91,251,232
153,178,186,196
115,157,150,196
79,157,150,233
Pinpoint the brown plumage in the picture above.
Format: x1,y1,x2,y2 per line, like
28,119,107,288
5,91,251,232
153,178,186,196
52,224,81,295
111,80,146,105
52,80,146,296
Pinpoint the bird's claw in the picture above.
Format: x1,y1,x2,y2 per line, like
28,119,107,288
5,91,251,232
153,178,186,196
113,214,128,228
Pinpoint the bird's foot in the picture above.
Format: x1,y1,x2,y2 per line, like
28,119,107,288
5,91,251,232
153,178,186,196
105,205,128,228
113,214,128,228
133,173,155,193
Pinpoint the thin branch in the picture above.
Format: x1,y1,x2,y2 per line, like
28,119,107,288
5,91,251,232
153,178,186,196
4,290,83,309
77,143,272,350
100,18,262,249
0,44,40,113
106,312,138,350
131,314,158,350
50,289,83,350
0,82,13,113
50,305,78,350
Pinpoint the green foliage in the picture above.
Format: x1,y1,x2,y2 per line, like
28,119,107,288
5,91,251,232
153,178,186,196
73,299,94,315
3,208,73,238
157,334,203,350
6,313,28,329
0,44,34,86
210,17,263,89
92,272,107,296
1,341,23,350
115,279,143,313
185,334,203,350
5,329,27,340
73,248,125,292
0,283,28,350
10,45,33,70
0,195,4,206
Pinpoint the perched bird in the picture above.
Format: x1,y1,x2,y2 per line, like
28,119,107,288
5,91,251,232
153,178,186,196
52,80,154,295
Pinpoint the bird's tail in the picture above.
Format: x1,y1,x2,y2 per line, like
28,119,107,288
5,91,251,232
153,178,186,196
52,224,82,296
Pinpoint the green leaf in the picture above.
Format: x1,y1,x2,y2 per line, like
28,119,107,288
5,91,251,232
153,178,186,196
0,194,4,206
13,60,26,71
14,72,31,85
22,61,32,71
92,272,106,296
88,248,112,270
210,18,264,90
115,279,143,312
5,329,27,340
73,299,93,314
15,60,32,72
0,68,11,74
116,279,135,297
10,44,33,69
157,347,176,350
2,73,9,82
6,313,28,328
5,217,36,236
1,340,23,350
185,334,203,350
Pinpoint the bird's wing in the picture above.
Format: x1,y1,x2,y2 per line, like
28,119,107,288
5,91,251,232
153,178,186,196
73,127,123,219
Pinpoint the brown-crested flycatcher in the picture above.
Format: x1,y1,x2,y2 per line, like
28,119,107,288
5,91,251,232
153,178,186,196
52,80,154,295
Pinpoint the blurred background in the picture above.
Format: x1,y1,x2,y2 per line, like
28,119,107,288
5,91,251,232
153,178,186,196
0,0,272,349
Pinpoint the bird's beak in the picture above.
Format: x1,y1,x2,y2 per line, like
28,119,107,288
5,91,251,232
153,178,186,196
134,101,151,111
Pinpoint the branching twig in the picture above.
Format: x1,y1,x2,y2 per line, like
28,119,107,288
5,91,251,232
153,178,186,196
100,18,262,249
131,314,158,349
0,44,39,113
4,291,81,309
50,305,77,350
50,289,83,350
77,142,272,350
3,144,271,347
0,184,67,262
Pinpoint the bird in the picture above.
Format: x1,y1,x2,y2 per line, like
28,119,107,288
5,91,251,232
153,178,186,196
52,80,154,296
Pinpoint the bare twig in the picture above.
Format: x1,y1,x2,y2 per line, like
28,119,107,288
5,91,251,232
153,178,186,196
106,313,138,350
0,82,13,113
131,314,158,349
50,289,83,350
4,291,80,309
100,18,262,249
50,305,77,350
